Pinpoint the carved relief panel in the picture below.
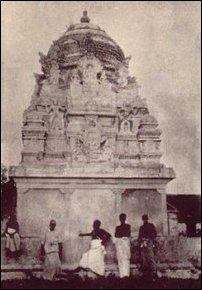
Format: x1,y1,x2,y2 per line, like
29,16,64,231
82,117,102,160
48,100,66,135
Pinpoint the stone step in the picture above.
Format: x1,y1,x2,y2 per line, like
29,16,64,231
1,261,195,272
1,262,200,280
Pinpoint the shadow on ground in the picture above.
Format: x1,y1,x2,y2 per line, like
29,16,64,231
1,276,201,289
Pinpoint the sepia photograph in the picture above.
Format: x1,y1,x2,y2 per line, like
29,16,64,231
1,1,201,289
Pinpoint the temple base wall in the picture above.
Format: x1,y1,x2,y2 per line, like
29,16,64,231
13,176,170,266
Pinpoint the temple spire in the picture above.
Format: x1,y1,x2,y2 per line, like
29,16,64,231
80,10,90,23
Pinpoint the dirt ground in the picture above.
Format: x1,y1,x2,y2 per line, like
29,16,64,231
1,276,201,289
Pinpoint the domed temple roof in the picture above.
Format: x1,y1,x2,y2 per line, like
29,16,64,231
11,10,175,183
46,11,125,70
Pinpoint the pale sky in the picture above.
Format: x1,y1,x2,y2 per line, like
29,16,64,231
1,1,201,194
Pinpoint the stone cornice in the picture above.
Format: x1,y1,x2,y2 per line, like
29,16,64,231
11,165,175,178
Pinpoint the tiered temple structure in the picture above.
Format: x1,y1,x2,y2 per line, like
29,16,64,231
10,11,175,267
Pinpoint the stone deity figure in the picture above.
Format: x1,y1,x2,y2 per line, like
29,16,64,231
99,70,108,85
82,63,99,95
70,69,83,104
49,43,60,60
98,70,114,107
120,120,131,134
78,56,102,100
40,78,52,100
71,69,81,84
117,63,129,88
83,120,102,160
49,100,66,133
83,64,96,83
39,52,50,75
49,61,60,86
101,139,113,161
72,137,84,161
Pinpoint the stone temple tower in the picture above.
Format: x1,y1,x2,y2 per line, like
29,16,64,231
10,11,175,266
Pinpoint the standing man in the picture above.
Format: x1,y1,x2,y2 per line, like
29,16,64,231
41,219,62,280
115,213,131,278
138,214,157,279
79,219,111,276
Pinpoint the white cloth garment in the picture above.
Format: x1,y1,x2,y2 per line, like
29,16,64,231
43,252,62,280
41,229,62,280
42,229,62,254
79,239,106,276
115,237,131,278
5,228,21,252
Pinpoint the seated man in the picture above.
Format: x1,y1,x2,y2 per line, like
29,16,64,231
4,215,21,259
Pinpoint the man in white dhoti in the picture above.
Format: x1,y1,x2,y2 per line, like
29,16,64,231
79,220,111,276
115,213,131,278
4,215,21,259
41,220,62,280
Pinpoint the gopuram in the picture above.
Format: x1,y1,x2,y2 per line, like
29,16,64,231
10,11,175,267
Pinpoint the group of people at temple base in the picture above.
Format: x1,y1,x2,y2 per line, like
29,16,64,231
40,213,157,281
2,213,157,282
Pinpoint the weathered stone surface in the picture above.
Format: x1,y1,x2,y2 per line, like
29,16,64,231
10,12,176,266
17,11,169,170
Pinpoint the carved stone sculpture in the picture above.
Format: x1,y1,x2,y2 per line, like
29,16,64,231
19,11,172,170
48,100,66,134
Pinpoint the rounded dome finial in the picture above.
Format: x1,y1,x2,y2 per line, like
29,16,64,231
80,10,90,23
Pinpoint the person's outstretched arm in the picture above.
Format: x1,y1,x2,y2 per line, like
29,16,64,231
79,232,92,237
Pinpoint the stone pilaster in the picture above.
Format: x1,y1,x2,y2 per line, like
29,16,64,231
15,187,29,236
157,188,168,236
111,189,124,225
59,188,75,237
